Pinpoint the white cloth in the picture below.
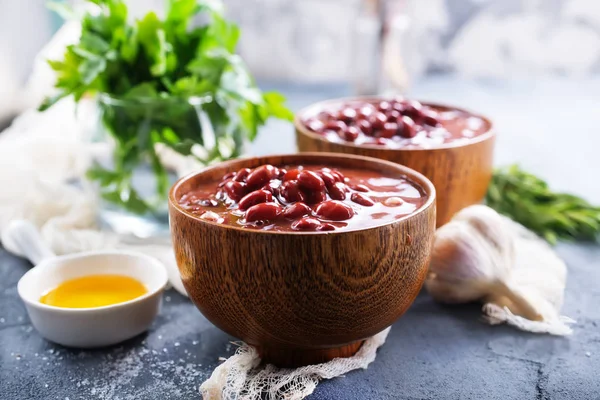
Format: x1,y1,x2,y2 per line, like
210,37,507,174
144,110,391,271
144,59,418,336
200,328,390,400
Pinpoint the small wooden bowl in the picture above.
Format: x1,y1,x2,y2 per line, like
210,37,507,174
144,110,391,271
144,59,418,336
169,153,436,367
295,98,495,226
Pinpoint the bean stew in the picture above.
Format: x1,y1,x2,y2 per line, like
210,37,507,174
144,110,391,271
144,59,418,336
301,98,490,149
178,163,427,232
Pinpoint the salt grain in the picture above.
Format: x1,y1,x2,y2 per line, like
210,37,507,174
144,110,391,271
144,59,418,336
586,351,592,357
175,342,180,347
0,318,5,323
83,347,208,399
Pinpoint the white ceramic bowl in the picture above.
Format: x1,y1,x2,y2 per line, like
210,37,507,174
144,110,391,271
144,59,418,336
18,251,169,348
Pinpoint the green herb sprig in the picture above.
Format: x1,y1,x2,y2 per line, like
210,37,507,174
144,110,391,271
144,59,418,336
40,0,293,214
486,165,600,244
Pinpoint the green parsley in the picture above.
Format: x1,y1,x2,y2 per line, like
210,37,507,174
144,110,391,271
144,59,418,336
486,165,600,244
40,0,293,214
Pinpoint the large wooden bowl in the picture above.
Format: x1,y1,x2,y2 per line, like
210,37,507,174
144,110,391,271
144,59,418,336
169,153,436,367
295,98,495,226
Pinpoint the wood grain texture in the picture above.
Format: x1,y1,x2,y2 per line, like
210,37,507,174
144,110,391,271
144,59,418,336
295,99,495,227
169,153,436,367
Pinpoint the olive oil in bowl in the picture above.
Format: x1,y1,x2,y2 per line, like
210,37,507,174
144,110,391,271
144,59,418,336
40,275,147,309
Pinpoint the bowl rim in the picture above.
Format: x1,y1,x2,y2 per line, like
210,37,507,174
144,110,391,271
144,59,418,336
294,96,496,152
169,152,436,235
17,250,169,314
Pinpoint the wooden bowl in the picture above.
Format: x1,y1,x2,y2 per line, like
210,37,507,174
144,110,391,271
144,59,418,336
295,98,495,226
169,153,436,367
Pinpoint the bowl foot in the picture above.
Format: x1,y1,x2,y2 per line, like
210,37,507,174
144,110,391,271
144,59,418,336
256,340,364,368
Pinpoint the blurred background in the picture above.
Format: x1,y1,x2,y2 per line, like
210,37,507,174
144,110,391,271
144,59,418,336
1,0,598,199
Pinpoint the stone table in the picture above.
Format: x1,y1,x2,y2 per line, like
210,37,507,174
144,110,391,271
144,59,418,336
1,78,599,399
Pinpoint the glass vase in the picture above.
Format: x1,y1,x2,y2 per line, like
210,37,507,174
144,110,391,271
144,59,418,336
90,94,243,238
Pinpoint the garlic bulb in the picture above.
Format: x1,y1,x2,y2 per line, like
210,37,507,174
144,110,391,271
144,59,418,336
425,205,573,335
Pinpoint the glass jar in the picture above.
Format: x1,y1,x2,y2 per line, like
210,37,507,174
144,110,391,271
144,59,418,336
90,94,243,238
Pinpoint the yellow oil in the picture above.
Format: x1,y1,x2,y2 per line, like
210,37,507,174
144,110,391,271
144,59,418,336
40,275,147,308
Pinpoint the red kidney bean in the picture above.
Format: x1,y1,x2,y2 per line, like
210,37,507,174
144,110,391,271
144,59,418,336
319,171,336,189
224,181,247,202
277,168,287,179
378,101,392,112
282,202,312,219
315,200,355,221
328,182,348,200
340,126,359,142
305,118,325,132
221,172,236,181
338,107,357,123
351,192,375,207
380,122,398,138
331,170,345,183
305,189,327,204
247,164,278,188
398,116,417,138
350,183,369,192
238,189,273,211
298,170,325,191
283,169,301,181
318,111,335,120
291,217,322,231
371,112,388,130
217,179,230,188
421,110,440,126
357,105,375,119
324,120,347,132
262,183,280,197
392,101,407,112
387,109,401,122
318,223,337,232
233,168,251,182
245,202,282,222
280,180,306,203
357,119,373,136
403,100,423,120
